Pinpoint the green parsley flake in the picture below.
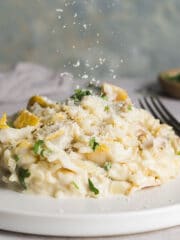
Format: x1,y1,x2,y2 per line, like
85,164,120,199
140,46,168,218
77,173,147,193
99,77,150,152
104,162,112,171
71,181,79,190
17,167,30,189
88,178,99,195
128,105,132,111
71,89,91,103
163,73,180,83
104,105,110,112
33,140,52,158
89,137,99,151
13,154,19,162
7,121,14,128
33,140,44,155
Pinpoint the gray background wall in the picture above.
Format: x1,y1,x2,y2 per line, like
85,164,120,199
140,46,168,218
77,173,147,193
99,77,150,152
0,0,180,81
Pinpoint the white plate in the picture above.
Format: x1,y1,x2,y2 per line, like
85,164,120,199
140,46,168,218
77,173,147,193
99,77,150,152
0,177,180,237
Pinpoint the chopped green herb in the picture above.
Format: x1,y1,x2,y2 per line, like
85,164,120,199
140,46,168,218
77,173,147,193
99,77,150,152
163,73,180,83
100,92,108,100
104,105,110,112
7,121,14,128
17,167,30,189
33,140,52,158
13,154,19,162
127,105,132,111
33,140,51,158
177,151,180,155
33,140,45,155
89,137,99,151
104,162,112,171
88,178,99,195
71,89,91,103
71,181,79,190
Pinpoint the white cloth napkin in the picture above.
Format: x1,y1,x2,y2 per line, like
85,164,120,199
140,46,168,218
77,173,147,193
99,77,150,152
0,62,75,103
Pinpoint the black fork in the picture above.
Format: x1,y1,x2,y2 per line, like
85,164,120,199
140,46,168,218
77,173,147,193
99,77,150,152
138,96,180,136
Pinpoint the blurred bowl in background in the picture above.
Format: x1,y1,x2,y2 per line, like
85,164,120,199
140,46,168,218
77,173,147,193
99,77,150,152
158,68,180,99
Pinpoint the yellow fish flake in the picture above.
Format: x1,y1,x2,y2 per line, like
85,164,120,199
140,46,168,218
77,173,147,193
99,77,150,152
27,95,54,108
14,110,40,128
96,144,109,153
0,113,9,129
102,83,128,101
46,129,64,141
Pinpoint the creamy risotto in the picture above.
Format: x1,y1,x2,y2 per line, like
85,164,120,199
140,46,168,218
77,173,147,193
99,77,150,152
0,83,179,198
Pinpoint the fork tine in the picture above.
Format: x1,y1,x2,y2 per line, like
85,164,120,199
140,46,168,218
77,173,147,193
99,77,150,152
138,97,180,136
143,97,163,122
150,97,180,135
155,97,179,125
138,98,146,110
150,97,180,131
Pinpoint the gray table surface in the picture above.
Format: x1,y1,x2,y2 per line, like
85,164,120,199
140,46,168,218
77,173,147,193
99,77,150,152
0,63,180,240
